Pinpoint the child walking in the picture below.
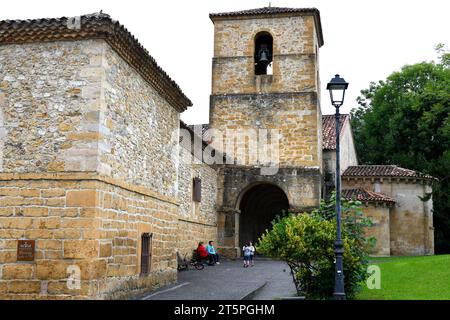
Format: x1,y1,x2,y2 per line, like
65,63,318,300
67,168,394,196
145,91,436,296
248,241,255,267
242,242,252,268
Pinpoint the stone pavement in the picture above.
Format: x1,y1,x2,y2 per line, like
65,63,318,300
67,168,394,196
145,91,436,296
138,258,297,300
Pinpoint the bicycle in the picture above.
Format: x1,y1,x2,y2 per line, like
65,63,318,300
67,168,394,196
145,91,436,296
177,252,204,271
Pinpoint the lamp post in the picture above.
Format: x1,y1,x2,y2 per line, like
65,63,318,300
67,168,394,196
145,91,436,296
326,74,349,300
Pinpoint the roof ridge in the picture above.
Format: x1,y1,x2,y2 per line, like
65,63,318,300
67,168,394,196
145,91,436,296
343,165,435,180
342,188,396,203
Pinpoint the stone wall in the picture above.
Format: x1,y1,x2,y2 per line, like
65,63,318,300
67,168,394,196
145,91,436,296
343,177,434,256
361,204,391,256
0,39,180,197
0,173,178,299
176,142,218,258
0,40,101,173
0,38,185,299
210,93,321,168
339,123,358,173
100,44,180,197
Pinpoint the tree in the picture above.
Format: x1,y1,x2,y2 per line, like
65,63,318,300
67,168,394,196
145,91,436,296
351,44,450,253
257,194,373,299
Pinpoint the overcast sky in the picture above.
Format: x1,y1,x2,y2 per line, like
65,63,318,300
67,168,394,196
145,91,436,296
2,0,449,124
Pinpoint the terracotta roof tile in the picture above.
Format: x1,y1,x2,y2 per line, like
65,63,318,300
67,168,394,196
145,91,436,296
0,12,192,111
322,114,350,150
342,188,395,204
342,165,435,180
210,6,320,18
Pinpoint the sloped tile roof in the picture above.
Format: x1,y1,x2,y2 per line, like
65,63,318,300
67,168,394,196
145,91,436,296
342,188,395,204
0,12,192,111
322,114,350,150
209,7,324,47
343,165,435,180
210,6,320,18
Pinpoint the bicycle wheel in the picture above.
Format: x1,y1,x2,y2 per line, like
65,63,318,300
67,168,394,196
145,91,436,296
194,262,204,270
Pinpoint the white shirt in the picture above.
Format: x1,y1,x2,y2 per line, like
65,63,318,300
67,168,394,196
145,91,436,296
243,245,255,256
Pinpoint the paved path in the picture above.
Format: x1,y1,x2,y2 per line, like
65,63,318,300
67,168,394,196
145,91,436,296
138,258,297,300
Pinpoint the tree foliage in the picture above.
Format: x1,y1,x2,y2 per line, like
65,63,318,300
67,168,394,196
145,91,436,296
351,45,450,253
257,194,373,299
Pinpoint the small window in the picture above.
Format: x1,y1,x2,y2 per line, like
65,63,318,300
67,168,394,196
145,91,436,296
140,233,152,275
193,177,202,202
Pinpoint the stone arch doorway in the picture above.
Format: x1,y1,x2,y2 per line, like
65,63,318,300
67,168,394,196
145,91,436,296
238,183,289,249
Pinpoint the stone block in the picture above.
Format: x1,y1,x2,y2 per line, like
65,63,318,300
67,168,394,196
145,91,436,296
34,217,61,229
61,218,94,229
16,207,49,217
0,217,34,229
0,208,15,217
8,281,41,294
63,240,98,259
48,161,65,172
24,229,54,239
38,239,62,250
49,208,78,217
35,260,70,280
66,190,97,207
99,242,112,258
0,251,17,263
46,280,91,296
2,264,34,280
41,189,66,198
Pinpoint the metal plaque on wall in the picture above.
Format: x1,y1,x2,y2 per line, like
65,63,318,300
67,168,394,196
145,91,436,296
17,240,35,261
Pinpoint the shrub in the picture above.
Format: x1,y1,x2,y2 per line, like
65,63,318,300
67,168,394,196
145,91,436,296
257,193,374,299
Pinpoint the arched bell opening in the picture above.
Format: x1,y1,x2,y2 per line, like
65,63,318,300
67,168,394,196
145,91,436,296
238,183,289,249
254,32,273,75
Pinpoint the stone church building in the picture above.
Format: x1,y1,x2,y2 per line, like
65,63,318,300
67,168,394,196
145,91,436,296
0,7,434,299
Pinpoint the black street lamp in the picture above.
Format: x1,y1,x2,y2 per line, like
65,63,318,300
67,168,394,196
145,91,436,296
326,74,349,300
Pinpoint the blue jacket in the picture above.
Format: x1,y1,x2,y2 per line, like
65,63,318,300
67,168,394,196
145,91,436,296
206,245,216,254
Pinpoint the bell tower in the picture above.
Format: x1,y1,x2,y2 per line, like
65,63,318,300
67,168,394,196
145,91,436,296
209,7,324,257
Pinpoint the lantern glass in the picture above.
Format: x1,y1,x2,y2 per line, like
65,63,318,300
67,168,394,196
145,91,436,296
327,74,349,107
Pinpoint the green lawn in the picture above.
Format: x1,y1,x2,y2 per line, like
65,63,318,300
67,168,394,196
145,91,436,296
357,255,450,300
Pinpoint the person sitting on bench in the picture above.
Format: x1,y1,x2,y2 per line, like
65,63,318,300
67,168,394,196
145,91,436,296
206,240,220,265
196,242,213,265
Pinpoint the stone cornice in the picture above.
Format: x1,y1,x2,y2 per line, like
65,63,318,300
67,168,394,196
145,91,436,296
342,175,436,185
178,218,217,228
210,91,317,100
0,172,179,206
212,53,316,60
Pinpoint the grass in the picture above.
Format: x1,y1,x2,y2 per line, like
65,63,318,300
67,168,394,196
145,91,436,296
357,254,450,300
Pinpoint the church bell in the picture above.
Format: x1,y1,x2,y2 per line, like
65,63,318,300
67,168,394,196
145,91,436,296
257,45,270,64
